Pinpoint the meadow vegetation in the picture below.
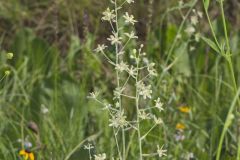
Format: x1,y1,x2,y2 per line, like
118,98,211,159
0,0,240,159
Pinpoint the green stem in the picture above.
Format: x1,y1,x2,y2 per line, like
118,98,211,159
114,1,125,159
216,87,240,160
215,1,240,159
202,0,221,50
165,0,197,64
136,56,142,160
64,132,101,160
219,0,230,52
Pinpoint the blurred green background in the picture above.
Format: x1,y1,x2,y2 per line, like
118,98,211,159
0,0,240,159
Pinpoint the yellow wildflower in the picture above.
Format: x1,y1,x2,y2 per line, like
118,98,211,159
19,149,35,160
176,123,186,130
179,106,190,113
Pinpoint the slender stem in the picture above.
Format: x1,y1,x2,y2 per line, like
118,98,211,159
114,1,125,159
119,94,136,99
100,51,114,64
21,109,24,149
136,55,143,160
220,0,240,158
125,130,136,158
165,0,197,64
121,74,130,89
119,0,127,8
216,87,240,160
110,21,116,33
114,129,122,159
0,75,6,83
94,98,123,159
120,38,131,53
139,73,151,82
140,124,157,140
64,133,101,160
214,1,240,159
219,0,230,52
202,0,221,50
237,136,240,160
88,149,92,160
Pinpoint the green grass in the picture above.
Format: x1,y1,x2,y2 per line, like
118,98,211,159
0,0,240,159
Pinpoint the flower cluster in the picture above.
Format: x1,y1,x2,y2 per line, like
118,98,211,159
94,153,106,160
123,12,137,25
137,82,152,99
157,145,167,158
109,111,128,128
102,8,115,21
90,0,167,159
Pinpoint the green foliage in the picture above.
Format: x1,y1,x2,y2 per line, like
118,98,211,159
0,0,240,159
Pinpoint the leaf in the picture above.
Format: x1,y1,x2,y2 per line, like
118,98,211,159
67,35,81,69
201,36,220,53
173,43,191,77
204,0,210,10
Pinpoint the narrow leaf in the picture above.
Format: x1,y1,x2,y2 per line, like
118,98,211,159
201,36,220,53
204,0,210,10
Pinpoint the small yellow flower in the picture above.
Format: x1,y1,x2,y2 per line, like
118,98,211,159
6,52,14,59
176,123,186,130
179,106,190,113
19,149,35,160
4,70,10,76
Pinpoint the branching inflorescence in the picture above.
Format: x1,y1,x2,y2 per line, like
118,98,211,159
88,0,167,159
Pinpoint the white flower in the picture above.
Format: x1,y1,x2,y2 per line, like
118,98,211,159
123,12,137,25
102,103,111,110
114,87,124,99
102,8,115,21
197,11,203,18
94,44,107,53
128,66,137,77
124,31,138,39
186,152,194,159
147,63,157,76
41,104,49,114
88,91,99,99
143,57,149,64
126,0,134,3
115,61,129,72
179,0,184,6
138,110,151,120
176,34,182,39
157,145,167,157
190,15,198,26
154,116,163,125
115,101,120,108
190,46,195,51
195,33,200,42
94,153,106,160
107,33,122,45
84,143,94,150
154,98,164,112
137,82,152,99
109,111,128,128
185,25,195,35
